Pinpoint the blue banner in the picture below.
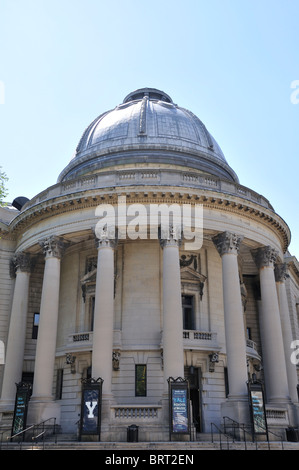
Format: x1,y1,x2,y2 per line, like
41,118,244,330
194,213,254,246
171,387,189,433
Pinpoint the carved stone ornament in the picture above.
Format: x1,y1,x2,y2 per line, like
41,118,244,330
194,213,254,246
159,224,182,248
251,246,278,269
112,350,120,370
39,235,67,259
10,252,33,277
65,353,76,374
212,231,243,256
274,262,289,282
209,352,219,372
180,254,198,271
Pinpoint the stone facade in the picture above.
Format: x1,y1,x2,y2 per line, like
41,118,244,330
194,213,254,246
0,88,298,441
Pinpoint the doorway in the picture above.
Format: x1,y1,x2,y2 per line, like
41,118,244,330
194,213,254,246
184,366,203,432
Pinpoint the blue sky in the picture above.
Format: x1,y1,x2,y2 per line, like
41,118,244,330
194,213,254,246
0,0,298,257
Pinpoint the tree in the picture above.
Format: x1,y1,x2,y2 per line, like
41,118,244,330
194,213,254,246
0,167,8,206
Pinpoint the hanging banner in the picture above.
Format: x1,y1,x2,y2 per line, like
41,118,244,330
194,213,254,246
168,377,190,439
11,382,32,437
79,377,103,441
247,378,268,438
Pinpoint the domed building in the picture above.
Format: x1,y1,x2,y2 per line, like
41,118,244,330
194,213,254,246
0,88,298,443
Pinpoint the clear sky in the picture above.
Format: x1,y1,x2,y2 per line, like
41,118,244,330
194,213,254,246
0,0,298,258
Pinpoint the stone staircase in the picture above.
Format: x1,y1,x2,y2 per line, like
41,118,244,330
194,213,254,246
2,433,299,451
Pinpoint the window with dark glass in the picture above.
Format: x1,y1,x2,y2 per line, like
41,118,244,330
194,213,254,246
135,364,147,396
182,295,195,330
32,312,40,339
90,296,95,331
55,369,63,400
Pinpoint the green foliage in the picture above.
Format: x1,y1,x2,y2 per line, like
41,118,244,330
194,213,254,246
0,167,8,206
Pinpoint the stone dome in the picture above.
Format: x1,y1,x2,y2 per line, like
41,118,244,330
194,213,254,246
58,88,238,183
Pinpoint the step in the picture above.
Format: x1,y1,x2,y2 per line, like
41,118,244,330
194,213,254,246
2,439,299,451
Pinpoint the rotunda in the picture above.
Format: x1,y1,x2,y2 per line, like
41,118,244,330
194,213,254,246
0,88,298,443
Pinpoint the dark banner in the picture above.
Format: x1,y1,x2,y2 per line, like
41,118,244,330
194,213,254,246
79,377,103,440
11,382,32,437
168,377,190,439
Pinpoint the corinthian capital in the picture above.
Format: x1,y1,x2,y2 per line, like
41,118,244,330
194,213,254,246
274,262,289,282
212,231,243,256
251,246,278,269
39,236,67,259
94,226,117,249
10,252,33,277
159,224,182,248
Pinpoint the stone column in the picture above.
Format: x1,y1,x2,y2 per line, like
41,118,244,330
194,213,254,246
213,232,248,401
29,236,66,423
251,246,290,404
0,253,32,407
160,225,184,389
275,263,298,403
92,233,117,396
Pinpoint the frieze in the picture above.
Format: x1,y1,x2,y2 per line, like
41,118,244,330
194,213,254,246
3,185,290,254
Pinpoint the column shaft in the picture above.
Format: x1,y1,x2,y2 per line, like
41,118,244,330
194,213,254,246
162,241,184,386
222,253,248,397
213,232,248,399
252,247,290,403
32,255,61,398
1,254,31,402
92,241,115,395
275,263,297,403
31,237,65,400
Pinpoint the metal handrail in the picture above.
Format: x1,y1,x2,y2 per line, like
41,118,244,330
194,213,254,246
32,431,46,450
223,415,285,450
256,422,284,450
223,416,257,450
210,422,231,450
5,417,57,449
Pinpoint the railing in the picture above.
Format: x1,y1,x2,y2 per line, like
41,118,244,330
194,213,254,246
218,416,285,450
112,405,161,420
223,416,257,450
210,422,232,450
1,417,57,450
20,168,274,214
182,330,218,350
67,329,122,350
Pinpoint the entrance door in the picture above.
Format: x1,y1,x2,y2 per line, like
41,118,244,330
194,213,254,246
184,366,202,432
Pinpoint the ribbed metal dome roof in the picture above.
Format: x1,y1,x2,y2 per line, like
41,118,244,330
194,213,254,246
58,88,238,183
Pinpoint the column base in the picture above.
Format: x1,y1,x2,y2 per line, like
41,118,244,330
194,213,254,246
27,397,61,426
0,398,15,413
221,397,250,426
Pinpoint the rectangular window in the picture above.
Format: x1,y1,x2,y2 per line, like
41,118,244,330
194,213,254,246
32,312,40,339
135,365,147,397
224,367,229,398
182,295,195,330
56,369,63,400
90,296,95,331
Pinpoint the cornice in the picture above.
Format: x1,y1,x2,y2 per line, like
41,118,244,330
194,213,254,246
1,180,290,253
